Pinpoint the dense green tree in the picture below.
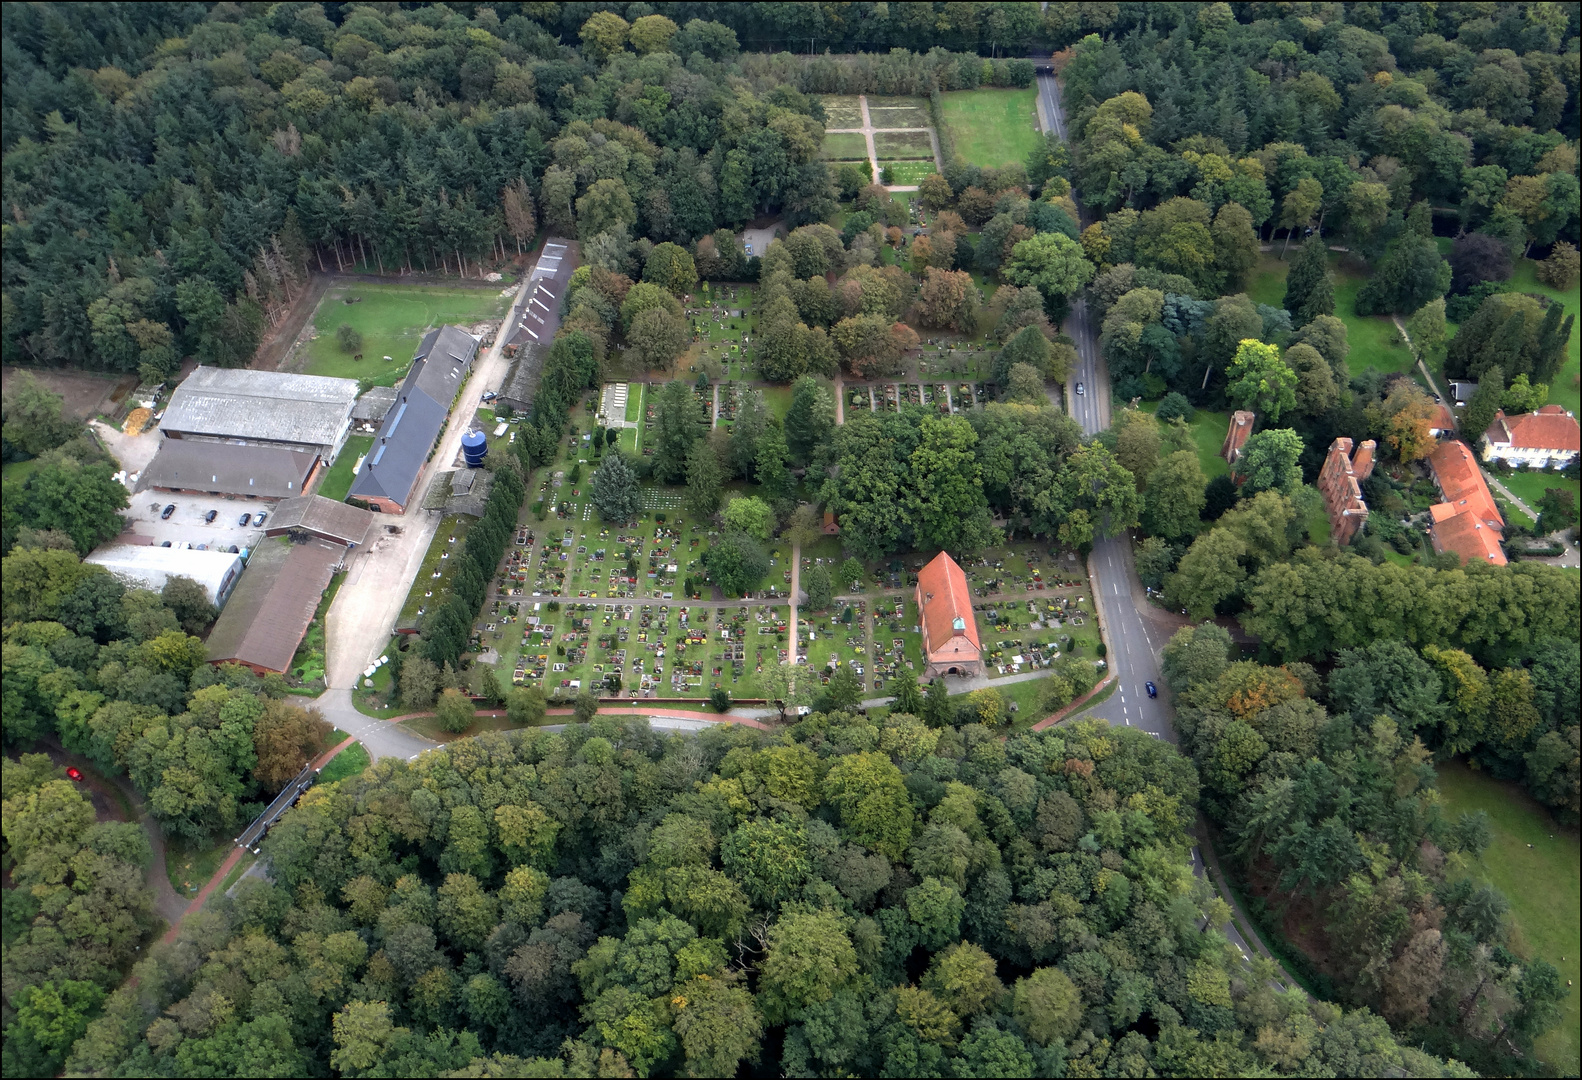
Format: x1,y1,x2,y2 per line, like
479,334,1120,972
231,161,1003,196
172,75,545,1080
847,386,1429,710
649,381,703,484
590,452,640,524
702,532,769,596
1282,236,1334,324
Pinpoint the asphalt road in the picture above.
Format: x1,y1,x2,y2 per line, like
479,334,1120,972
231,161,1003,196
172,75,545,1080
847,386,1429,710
1034,62,1287,985
313,686,437,763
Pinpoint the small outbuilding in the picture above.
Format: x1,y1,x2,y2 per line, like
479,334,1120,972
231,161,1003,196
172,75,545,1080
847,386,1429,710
265,494,376,548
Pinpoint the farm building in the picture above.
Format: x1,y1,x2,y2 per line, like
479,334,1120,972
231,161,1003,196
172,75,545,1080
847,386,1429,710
85,545,244,606
159,367,359,463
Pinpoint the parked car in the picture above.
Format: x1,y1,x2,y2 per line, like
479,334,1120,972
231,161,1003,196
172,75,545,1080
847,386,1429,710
1145,681,1158,698
66,767,83,782
160,540,172,547
239,511,253,526
253,511,267,527
161,503,176,519
204,509,218,523
1075,382,1085,396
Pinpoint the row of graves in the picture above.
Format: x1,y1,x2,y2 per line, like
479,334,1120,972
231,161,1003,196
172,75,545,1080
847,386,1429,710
977,595,1088,675
846,381,995,414
864,594,919,694
960,547,1085,598
694,382,714,425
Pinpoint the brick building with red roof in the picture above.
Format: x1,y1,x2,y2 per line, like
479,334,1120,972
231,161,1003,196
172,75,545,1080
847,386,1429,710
1482,404,1581,470
915,551,982,678
1427,440,1506,566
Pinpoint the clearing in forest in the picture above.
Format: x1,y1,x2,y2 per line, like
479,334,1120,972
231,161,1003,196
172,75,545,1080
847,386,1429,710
300,283,510,385
939,87,1041,170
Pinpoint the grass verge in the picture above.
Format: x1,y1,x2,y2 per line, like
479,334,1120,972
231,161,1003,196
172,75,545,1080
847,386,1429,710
318,435,373,501
319,742,371,785
1436,759,1580,1075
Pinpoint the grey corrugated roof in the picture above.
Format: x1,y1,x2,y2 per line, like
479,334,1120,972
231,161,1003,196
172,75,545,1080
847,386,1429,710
141,439,317,498
266,495,374,546
203,537,344,673
352,386,399,422
161,367,359,447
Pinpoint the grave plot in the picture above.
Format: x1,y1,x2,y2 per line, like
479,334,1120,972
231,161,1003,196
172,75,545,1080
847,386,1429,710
881,161,938,185
866,594,924,694
818,95,865,128
874,130,934,159
865,96,931,127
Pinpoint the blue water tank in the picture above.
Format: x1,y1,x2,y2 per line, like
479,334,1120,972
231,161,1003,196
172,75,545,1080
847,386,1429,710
462,430,488,468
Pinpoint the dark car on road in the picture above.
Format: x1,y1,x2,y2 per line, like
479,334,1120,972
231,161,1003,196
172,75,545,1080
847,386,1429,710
161,503,176,519
1146,681,1158,698
239,511,252,526
1075,382,1085,395
253,511,267,527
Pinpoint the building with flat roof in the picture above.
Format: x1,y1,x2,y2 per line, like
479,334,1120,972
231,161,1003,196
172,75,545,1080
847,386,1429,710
265,494,375,547
85,545,244,606
347,326,479,513
159,367,359,463
140,439,318,499
203,537,346,674
351,385,399,429
1482,404,1580,469
1427,439,1506,566
915,551,982,678
1318,437,1375,546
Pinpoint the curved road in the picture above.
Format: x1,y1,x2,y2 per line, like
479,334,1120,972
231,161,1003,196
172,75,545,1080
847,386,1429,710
1036,63,1288,983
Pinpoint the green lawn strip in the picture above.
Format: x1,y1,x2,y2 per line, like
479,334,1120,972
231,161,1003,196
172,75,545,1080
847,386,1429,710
304,283,509,384
1494,469,1579,516
1330,263,1415,378
821,132,870,160
318,435,373,501
1057,678,1116,719
318,742,371,785
2,458,40,483
938,88,1040,169
1303,490,1331,544
1509,259,1581,416
397,514,474,627
882,160,937,185
402,712,522,742
1436,760,1580,1075
624,381,643,423
995,673,1057,726
760,384,795,422
874,130,934,158
166,835,232,898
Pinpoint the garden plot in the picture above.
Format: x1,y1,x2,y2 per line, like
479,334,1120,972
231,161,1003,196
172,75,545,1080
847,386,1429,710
866,96,930,126
875,130,934,159
819,96,864,128
822,131,871,160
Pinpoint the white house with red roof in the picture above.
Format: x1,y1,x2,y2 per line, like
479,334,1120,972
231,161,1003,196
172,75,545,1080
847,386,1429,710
1482,404,1581,469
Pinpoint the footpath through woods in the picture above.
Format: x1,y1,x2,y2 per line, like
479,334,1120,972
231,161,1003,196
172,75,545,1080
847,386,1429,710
159,734,360,944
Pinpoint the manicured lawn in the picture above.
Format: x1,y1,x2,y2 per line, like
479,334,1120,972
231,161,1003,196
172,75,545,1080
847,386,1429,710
1436,760,1580,1076
397,514,474,627
317,435,373,502
875,130,934,158
938,88,1040,169
1496,468,1580,517
303,283,509,386
319,741,371,785
1510,259,1581,417
821,131,870,160
882,160,937,185
1331,262,1416,378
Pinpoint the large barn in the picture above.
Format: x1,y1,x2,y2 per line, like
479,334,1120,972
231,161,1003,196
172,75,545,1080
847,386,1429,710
915,551,982,679
158,367,359,464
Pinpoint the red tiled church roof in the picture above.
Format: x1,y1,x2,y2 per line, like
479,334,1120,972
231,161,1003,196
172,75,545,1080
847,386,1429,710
916,552,979,653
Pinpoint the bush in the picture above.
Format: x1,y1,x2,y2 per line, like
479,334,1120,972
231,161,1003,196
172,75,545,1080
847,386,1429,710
573,691,599,723
710,687,731,713
336,323,363,353
1154,392,1195,424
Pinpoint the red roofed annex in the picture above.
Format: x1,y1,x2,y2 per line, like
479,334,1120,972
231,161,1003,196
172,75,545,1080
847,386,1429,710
1427,439,1506,566
915,551,982,678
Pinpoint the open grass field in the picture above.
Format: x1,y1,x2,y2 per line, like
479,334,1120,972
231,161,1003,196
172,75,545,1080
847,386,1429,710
317,434,372,502
1436,760,1580,1075
1246,253,1289,308
875,130,934,159
939,88,1040,169
882,160,937,185
821,131,870,160
302,283,509,386
1510,259,1582,417
1330,264,1416,378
